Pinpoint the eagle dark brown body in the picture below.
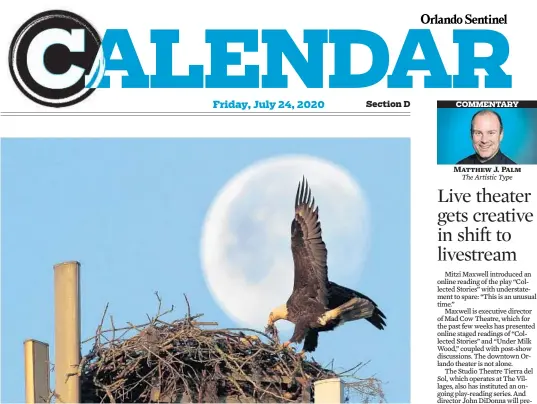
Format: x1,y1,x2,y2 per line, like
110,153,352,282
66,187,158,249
267,177,387,353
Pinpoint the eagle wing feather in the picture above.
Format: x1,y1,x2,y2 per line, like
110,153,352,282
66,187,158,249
290,177,329,307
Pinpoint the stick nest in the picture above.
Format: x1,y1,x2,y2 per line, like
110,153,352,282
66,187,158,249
76,294,384,403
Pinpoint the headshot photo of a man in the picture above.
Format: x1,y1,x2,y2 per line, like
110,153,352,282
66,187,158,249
457,109,516,165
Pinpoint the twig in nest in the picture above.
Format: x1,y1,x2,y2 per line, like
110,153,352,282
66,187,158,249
65,356,87,383
183,293,192,323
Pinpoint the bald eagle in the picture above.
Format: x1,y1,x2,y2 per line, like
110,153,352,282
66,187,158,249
267,177,386,353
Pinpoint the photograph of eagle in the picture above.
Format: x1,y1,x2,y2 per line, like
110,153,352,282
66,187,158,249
267,177,387,354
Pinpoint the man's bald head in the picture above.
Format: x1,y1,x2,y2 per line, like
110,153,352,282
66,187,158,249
470,109,504,162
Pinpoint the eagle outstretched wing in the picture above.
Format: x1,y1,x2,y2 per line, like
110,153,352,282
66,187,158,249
290,177,329,307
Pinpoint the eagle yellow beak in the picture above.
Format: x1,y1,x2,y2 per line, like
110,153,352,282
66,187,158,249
267,304,289,325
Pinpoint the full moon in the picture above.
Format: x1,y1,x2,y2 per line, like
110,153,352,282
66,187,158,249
200,155,370,330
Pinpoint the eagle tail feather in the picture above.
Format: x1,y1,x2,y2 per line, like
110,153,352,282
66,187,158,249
339,297,375,323
367,307,387,330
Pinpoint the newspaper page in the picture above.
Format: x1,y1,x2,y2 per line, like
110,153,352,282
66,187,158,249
0,1,535,404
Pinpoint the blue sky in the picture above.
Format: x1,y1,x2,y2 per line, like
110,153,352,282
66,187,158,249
1,137,410,403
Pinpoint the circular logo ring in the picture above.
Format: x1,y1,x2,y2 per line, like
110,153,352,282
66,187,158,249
8,10,101,108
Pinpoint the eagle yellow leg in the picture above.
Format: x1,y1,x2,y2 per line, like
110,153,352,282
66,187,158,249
275,340,293,351
318,297,361,326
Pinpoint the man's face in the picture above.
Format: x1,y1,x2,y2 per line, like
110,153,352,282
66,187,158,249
471,113,503,160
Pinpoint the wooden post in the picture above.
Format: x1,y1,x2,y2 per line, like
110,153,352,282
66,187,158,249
54,261,81,404
314,378,343,404
24,340,50,403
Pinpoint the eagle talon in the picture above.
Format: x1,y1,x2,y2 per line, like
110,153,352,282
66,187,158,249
276,341,293,351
